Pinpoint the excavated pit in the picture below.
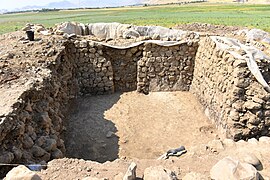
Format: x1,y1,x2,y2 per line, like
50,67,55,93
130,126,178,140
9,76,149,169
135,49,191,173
61,38,203,162
1,23,270,176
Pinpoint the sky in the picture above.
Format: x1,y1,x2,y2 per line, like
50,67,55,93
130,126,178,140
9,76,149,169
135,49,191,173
1,0,79,10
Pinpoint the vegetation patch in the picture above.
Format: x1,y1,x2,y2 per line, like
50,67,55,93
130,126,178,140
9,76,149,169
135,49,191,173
1,3,270,34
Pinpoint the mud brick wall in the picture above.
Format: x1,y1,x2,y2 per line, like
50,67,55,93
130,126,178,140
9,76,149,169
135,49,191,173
191,37,270,140
137,41,199,94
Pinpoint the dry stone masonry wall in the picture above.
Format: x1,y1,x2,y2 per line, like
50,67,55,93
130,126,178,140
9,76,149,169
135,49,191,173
191,36,270,140
138,41,198,93
72,39,198,95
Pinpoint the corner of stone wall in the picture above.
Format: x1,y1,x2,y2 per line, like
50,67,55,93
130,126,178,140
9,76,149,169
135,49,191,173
73,40,115,95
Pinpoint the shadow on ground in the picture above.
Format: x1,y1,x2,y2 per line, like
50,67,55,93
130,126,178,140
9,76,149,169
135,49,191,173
63,92,122,163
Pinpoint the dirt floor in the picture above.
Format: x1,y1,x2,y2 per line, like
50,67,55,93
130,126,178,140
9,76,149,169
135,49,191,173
64,91,218,162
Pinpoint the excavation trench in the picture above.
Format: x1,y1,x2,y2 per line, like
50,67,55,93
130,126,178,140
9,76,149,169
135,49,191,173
1,28,270,176
64,91,217,162
61,39,201,162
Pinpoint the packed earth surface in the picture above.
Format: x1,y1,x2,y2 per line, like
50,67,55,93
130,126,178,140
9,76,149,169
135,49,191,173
1,22,270,180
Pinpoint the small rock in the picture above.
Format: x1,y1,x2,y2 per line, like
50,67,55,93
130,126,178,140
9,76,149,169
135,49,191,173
31,145,46,157
236,140,247,147
42,138,57,151
106,131,115,138
247,138,258,145
210,156,259,180
5,165,41,180
244,101,261,110
0,152,14,163
207,139,224,153
143,166,177,180
46,49,55,57
123,162,137,180
259,136,270,143
80,40,88,48
51,148,64,159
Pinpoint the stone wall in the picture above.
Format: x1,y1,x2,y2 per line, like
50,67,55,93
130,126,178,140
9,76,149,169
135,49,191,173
137,41,198,94
103,45,143,92
191,37,270,140
73,40,198,95
74,40,114,95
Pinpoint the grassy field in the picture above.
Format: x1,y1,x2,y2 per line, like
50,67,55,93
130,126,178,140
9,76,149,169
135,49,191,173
0,3,270,34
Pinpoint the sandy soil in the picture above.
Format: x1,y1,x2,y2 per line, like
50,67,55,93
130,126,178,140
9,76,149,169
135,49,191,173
64,91,218,162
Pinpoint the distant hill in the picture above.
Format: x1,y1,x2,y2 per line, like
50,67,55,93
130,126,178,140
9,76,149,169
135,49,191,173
80,0,143,7
15,1,77,11
0,9,8,14
7,0,143,13
144,0,270,4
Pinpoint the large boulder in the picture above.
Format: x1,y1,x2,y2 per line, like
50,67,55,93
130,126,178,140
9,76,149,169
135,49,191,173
5,165,41,180
210,156,259,180
143,166,177,180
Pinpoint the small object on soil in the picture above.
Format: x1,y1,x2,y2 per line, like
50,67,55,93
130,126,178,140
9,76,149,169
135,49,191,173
158,146,187,160
27,164,44,171
26,30,35,41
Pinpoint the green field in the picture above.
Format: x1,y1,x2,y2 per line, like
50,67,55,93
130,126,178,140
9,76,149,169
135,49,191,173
0,3,270,34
